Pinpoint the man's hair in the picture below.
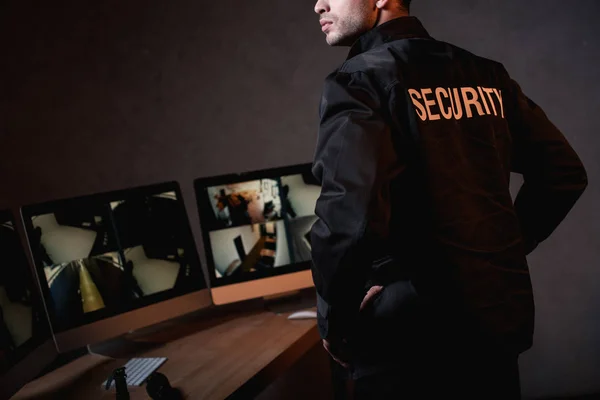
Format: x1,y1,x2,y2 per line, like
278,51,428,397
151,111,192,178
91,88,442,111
398,0,412,12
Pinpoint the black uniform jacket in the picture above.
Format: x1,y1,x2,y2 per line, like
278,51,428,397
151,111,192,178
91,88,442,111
310,16,587,353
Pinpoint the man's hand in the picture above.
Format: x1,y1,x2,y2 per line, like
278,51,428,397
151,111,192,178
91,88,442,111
360,285,383,311
322,336,351,369
323,285,385,368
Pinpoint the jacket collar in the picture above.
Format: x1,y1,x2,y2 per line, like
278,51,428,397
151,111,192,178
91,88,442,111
346,16,431,60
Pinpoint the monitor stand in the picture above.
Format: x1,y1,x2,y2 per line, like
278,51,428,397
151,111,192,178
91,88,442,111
263,287,316,315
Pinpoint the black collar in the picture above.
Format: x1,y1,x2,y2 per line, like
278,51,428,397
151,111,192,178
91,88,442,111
346,16,432,60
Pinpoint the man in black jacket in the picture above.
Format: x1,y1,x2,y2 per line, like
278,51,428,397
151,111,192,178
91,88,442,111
310,0,588,398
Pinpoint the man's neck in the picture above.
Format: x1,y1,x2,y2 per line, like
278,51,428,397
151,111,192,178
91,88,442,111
376,11,410,27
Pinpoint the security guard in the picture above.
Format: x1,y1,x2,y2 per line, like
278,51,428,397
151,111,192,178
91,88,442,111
310,1,588,398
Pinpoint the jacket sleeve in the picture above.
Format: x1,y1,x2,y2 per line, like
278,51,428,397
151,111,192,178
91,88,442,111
506,74,588,254
310,70,394,339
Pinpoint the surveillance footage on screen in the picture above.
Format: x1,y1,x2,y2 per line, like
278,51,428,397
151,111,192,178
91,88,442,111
205,174,320,279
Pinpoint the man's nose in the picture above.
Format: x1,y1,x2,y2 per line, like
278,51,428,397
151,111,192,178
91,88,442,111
314,0,329,15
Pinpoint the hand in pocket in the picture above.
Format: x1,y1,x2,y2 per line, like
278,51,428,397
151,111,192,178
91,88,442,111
360,285,384,311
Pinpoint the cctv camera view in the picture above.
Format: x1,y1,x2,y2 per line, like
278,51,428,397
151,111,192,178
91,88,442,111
0,213,48,375
203,173,320,279
27,191,200,329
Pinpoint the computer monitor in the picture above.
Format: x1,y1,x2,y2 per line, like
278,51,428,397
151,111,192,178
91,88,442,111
194,163,320,305
20,182,212,354
0,209,57,399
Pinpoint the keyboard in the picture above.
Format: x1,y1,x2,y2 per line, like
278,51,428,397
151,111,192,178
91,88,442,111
102,357,168,388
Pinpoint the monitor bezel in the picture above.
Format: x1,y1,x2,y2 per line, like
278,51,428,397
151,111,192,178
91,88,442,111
20,181,208,335
194,163,317,289
0,209,55,370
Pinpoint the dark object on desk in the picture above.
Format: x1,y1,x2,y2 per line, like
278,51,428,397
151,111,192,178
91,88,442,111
105,367,129,400
146,371,183,400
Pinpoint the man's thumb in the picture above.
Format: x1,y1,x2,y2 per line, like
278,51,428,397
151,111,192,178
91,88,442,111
360,285,384,310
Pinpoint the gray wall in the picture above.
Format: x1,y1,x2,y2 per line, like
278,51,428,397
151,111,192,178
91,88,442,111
1,0,598,398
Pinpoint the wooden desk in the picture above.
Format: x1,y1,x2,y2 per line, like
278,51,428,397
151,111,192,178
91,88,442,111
12,309,320,400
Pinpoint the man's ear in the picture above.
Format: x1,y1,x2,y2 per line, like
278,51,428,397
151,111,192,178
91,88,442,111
375,0,390,9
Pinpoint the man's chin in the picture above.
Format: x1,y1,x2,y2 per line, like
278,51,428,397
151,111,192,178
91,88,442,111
326,34,351,47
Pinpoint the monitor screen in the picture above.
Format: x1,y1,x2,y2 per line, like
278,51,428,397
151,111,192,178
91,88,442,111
195,163,320,288
20,182,208,335
0,210,55,398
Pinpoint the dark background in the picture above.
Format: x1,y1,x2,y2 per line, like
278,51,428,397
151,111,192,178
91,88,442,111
1,0,598,398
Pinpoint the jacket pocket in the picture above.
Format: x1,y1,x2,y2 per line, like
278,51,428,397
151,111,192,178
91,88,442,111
371,279,420,321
